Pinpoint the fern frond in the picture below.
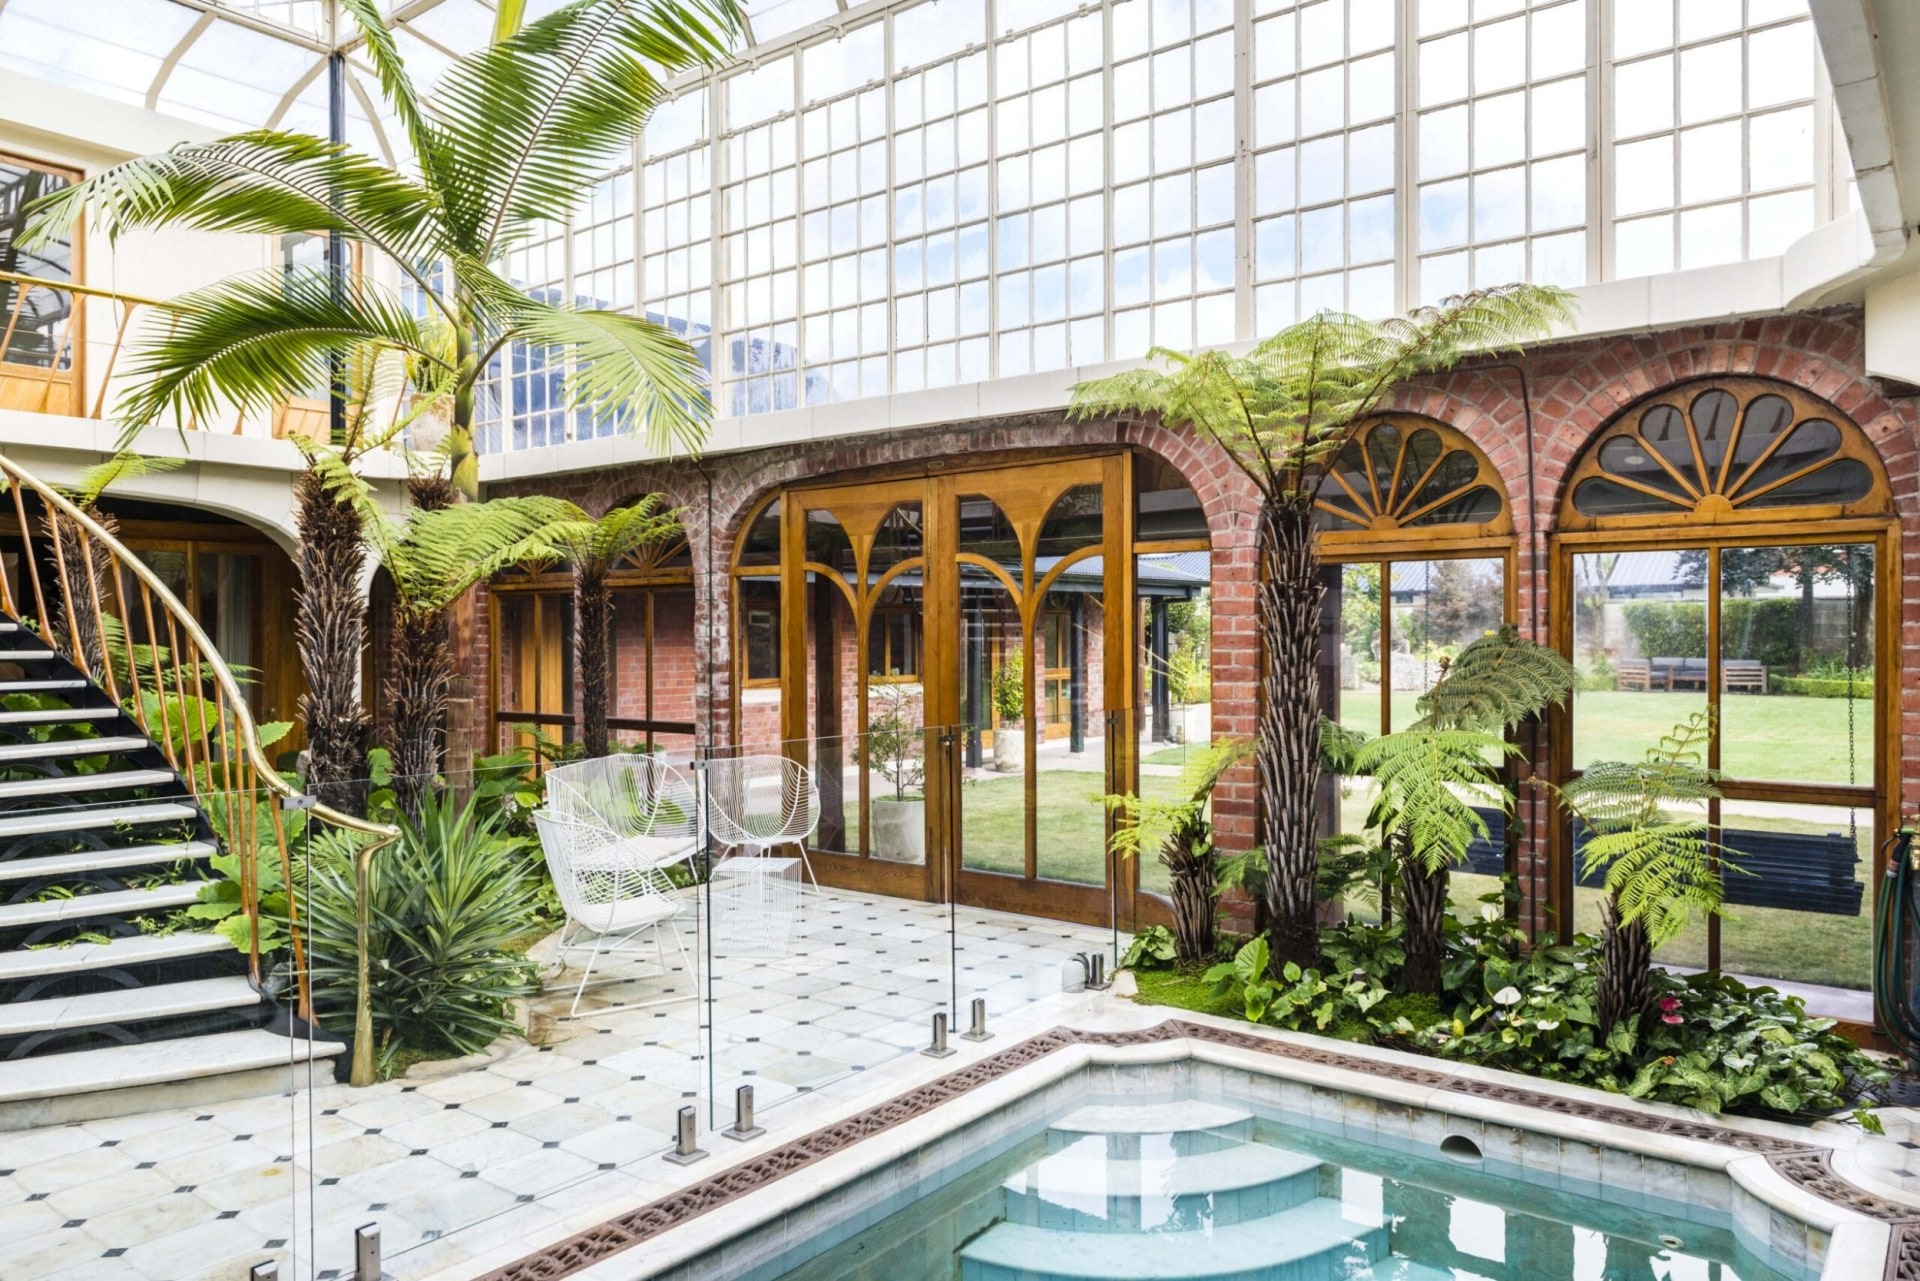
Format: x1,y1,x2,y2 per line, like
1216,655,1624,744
1352,727,1516,873
1416,625,1574,732
66,452,185,508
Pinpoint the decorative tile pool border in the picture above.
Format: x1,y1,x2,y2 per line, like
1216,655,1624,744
472,1020,1920,1281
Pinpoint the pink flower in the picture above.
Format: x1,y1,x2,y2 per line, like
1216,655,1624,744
1662,1012,1684,1025
1658,996,1681,1012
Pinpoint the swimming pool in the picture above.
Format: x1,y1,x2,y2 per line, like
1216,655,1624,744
772,1092,1810,1280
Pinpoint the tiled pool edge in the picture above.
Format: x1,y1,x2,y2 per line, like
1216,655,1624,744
471,1018,1914,1281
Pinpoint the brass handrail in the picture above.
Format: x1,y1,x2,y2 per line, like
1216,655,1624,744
0,451,400,1086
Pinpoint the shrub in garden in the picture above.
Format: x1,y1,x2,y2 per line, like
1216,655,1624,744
307,791,543,1075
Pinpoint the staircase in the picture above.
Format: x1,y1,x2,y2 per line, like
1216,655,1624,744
0,454,394,1126
961,1101,1450,1281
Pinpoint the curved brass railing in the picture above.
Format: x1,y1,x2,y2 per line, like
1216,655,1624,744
0,452,400,1085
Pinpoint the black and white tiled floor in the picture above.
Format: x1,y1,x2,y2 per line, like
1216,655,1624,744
3,890,1108,1280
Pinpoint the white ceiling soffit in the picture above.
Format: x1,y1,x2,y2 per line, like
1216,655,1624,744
1809,0,1912,262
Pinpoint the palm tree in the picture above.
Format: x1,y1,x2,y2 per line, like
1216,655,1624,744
21,0,742,803
1350,627,1573,995
1071,288,1572,972
1562,711,1730,1031
462,497,683,758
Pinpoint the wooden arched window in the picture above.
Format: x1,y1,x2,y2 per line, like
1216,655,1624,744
1558,379,1890,532
1314,415,1512,559
1550,377,1894,1009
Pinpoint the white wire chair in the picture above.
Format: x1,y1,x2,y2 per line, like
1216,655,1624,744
703,754,821,889
544,755,702,873
533,810,693,1017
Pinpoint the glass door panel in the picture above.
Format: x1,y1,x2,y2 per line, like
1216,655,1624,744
1570,549,1709,770
957,558,1024,877
1034,585,1105,886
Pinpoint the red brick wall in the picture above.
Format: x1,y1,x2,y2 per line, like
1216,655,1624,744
459,306,1920,935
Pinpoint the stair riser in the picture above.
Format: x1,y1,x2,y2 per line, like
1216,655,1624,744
959,1224,1389,1281
0,947,248,1005
1045,1123,1252,1158
0,1004,269,1063
1002,1167,1323,1233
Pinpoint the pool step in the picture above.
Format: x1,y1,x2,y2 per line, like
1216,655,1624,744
1047,1100,1254,1156
961,1195,1389,1281
1003,1141,1324,1232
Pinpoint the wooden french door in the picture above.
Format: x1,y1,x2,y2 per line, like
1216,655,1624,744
775,454,1136,925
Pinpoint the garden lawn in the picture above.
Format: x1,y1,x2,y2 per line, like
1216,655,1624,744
956,767,1187,888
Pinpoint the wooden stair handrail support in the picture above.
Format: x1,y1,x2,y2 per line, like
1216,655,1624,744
0,451,400,1087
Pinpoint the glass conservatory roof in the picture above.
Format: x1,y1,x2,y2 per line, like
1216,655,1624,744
0,0,826,164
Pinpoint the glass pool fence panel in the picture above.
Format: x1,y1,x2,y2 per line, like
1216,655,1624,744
700,724,956,1137
306,765,703,1278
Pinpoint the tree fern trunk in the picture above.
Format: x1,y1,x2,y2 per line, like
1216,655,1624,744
293,467,370,815
1258,496,1324,973
1400,849,1449,997
1600,892,1655,1031
1162,819,1217,965
575,561,611,758
386,606,452,817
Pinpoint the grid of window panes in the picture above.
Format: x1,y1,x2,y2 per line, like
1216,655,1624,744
492,221,570,451
1251,0,1397,333
801,26,894,403
460,0,1844,450
640,88,715,398
1111,0,1237,361
1414,0,1590,302
1609,0,1822,276
570,169,637,439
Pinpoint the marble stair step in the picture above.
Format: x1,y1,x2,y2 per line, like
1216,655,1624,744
0,839,217,884
0,930,230,981
961,1196,1389,1280
0,736,150,764
0,707,119,726
0,800,195,838
0,679,89,693
0,975,258,1037
0,769,175,800
0,1028,342,1112
0,649,57,662
1003,1142,1324,1231
1048,1100,1255,1155
0,881,204,930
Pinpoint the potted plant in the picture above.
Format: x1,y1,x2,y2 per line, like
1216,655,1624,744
1166,646,1211,744
868,685,927,863
991,653,1025,773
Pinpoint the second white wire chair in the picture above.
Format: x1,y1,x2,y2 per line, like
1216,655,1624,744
543,754,704,872
702,754,822,888
533,810,694,1016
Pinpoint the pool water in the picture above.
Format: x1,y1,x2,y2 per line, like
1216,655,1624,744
773,1096,1812,1281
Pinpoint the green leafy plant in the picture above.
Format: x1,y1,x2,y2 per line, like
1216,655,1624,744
990,653,1025,725
1350,627,1572,995
305,791,543,1075
868,684,926,800
1106,736,1251,964
1120,924,1178,972
1561,711,1732,1031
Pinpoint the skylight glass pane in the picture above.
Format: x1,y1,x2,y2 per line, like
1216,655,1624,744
0,0,198,107
754,0,839,43
213,1,327,39
397,0,496,53
158,20,322,129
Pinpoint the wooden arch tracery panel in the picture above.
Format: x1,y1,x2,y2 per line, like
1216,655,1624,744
1314,415,1512,559
1556,378,1891,533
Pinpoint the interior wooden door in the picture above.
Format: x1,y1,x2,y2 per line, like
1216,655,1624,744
939,454,1133,926
778,477,935,899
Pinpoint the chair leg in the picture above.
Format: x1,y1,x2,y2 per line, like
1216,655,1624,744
569,931,608,1019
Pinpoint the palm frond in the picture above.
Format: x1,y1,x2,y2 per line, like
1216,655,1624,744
339,0,438,185
66,452,185,508
485,293,710,456
113,269,443,445
1352,727,1516,873
22,133,443,285
1416,625,1575,732
429,0,743,256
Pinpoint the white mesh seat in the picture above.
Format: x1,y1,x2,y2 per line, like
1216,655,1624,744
533,810,692,1017
544,756,702,872
703,754,821,889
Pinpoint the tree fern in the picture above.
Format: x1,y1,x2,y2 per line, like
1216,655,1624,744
1352,728,1516,876
1416,625,1576,732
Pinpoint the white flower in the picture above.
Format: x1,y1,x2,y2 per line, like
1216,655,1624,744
1481,904,1500,922
1492,986,1523,1006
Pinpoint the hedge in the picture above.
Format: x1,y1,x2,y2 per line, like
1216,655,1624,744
1622,599,1802,670
1770,675,1872,699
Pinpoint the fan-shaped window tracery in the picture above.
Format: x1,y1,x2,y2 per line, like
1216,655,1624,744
1560,380,1887,530
1313,416,1511,551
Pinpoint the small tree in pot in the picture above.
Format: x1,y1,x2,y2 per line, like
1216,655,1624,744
868,684,927,863
991,653,1025,773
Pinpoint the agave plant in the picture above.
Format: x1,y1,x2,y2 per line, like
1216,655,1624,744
305,790,544,1074
23,0,743,805
1071,288,1573,972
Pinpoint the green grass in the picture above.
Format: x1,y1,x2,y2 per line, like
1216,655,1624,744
956,768,1187,888
1340,688,1869,783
